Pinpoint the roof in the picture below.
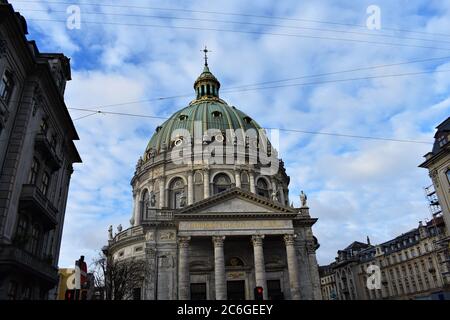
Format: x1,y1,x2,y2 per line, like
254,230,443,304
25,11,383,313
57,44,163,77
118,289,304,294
343,241,371,251
144,66,265,157
194,65,220,89
431,117,450,154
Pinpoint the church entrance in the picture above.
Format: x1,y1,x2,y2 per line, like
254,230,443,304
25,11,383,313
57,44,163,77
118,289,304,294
227,280,246,300
190,283,207,300
267,280,284,300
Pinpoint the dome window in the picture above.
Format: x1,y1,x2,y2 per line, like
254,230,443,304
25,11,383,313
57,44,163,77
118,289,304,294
179,115,188,121
174,137,184,147
256,178,270,198
215,133,224,142
155,126,162,133
212,111,222,118
243,116,252,124
169,178,186,209
213,173,231,194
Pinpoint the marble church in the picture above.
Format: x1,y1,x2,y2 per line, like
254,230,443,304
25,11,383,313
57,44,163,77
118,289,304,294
104,53,322,300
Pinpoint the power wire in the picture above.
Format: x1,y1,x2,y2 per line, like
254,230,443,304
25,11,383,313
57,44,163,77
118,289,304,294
11,0,450,39
24,18,450,52
67,107,433,145
14,8,450,46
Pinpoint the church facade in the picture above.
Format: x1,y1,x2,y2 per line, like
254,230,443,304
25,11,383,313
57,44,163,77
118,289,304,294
104,56,322,300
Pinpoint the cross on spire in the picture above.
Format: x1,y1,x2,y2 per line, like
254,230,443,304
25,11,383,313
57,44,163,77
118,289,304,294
202,46,211,66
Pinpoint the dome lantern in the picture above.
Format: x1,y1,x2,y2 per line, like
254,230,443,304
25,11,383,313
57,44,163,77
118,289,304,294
194,47,220,99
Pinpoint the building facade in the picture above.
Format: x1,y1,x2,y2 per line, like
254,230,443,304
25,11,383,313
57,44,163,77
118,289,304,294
319,263,337,300
420,117,450,235
0,2,81,300
321,218,450,300
104,59,322,300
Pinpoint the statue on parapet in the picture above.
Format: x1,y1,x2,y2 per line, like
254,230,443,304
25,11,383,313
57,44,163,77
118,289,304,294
300,190,308,207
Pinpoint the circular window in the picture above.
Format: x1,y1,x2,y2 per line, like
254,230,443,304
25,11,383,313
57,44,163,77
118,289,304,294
215,134,224,142
174,138,183,146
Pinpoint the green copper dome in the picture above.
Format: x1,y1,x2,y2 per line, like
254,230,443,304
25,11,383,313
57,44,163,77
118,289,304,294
144,99,263,157
143,63,266,158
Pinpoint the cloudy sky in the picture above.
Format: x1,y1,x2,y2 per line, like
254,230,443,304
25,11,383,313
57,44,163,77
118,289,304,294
9,0,450,268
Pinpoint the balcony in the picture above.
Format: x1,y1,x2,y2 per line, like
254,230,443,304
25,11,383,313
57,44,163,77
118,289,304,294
0,245,58,283
19,184,58,228
35,133,61,171
142,208,174,222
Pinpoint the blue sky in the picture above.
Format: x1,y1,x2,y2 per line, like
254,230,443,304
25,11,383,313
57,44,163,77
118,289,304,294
8,0,450,268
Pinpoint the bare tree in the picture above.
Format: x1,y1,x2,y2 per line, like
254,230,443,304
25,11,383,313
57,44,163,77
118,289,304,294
91,251,148,300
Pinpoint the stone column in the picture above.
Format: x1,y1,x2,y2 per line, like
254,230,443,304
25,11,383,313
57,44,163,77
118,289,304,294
132,191,139,226
306,240,322,300
279,188,286,205
234,168,241,188
159,179,165,208
187,171,194,205
249,170,256,194
251,235,267,299
203,167,210,199
212,236,227,300
178,236,191,300
284,234,301,300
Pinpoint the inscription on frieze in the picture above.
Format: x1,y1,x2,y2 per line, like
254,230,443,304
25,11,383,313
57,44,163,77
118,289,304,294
179,220,292,231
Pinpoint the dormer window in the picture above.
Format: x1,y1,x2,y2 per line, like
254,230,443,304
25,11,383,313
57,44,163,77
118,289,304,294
179,115,188,121
438,134,448,147
212,111,222,118
0,70,14,104
243,116,252,124
155,126,162,133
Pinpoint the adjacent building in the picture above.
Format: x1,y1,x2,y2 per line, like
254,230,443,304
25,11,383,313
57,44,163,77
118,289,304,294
0,2,81,300
319,263,337,300
103,58,322,300
320,217,450,300
419,117,450,235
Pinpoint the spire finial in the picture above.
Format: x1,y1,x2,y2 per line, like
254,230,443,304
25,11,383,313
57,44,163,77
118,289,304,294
202,46,210,66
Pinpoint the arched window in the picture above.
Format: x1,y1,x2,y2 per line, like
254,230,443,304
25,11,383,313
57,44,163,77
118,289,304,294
241,171,249,191
256,178,269,198
193,171,204,202
141,190,149,218
213,173,231,194
169,178,186,209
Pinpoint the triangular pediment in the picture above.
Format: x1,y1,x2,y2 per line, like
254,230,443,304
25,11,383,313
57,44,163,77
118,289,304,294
177,187,296,215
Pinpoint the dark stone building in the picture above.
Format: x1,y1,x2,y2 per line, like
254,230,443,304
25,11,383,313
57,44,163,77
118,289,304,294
0,2,81,300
